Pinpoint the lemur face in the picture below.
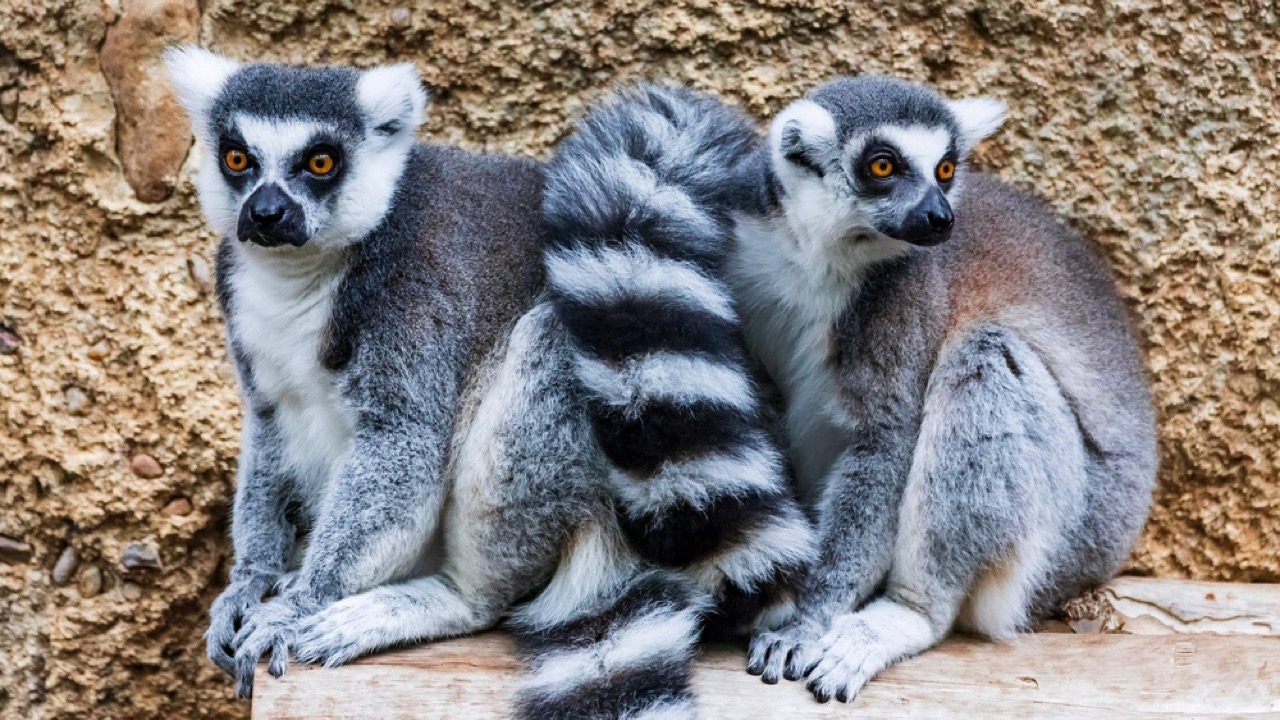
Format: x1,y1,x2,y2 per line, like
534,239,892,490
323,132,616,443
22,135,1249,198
165,48,427,251
769,77,1005,252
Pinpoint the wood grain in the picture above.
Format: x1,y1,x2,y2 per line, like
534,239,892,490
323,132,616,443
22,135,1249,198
252,579,1280,719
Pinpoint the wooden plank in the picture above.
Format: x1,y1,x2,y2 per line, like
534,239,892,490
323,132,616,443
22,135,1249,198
1102,577,1280,636
252,632,1280,719
253,580,1280,718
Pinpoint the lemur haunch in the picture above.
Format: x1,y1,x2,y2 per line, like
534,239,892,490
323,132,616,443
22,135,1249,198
725,77,1157,702
167,47,808,716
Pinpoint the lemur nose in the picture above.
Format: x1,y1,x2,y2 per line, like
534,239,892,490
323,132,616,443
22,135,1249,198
248,185,289,227
928,208,954,233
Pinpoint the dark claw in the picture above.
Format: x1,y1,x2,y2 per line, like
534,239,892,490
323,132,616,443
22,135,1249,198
808,681,831,703
782,647,803,681
836,688,850,703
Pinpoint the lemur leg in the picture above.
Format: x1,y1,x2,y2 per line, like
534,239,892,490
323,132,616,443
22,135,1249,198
804,326,1088,702
206,415,296,677
748,441,911,683
231,328,467,695
294,303,609,667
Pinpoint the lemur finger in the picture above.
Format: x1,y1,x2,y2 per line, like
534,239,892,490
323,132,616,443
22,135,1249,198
234,653,257,699
745,635,774,675
806,676,834,704
206,634,235,676
760,640,789,685
782,644,810,681
267,637,289,678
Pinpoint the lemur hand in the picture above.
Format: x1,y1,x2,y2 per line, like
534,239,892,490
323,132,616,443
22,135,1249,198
231,590,320,699
205,576,276,677
747,617,824,685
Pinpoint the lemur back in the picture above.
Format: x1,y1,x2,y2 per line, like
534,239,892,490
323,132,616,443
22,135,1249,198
168,50,734,718
731,76,1156,703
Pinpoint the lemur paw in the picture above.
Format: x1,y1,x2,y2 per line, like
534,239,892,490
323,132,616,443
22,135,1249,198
294,589,395,667
747,620,822,685
232,593,313,699
205,578,274,677
803,614,888,704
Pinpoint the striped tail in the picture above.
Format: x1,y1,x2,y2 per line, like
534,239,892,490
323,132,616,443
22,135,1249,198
542,84,817,627
511,569,707,720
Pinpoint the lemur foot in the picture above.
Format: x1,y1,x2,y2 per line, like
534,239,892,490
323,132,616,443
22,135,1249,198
294,590,394,667
232,593,314,698
205,578,275,677
747,619,822,685
803,613,894,703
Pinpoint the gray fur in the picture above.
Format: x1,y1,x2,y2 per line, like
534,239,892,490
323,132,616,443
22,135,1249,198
733,77,1156,701
541,84,816,629
168,49,708,716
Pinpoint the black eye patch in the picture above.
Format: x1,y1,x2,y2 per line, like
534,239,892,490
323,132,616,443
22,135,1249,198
291,137,346,197
854,143,906,191
217,132,255,191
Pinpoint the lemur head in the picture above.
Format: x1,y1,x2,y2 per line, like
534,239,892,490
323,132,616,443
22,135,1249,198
165,47,427,251
769,76,1005,258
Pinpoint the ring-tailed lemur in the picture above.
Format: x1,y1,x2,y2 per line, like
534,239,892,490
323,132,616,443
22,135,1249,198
542,84,816,630
719,77,1157,702
166,47,808,716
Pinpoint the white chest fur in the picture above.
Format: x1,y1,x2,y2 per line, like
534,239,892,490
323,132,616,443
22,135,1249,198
728,214,855,505
230,246,354,512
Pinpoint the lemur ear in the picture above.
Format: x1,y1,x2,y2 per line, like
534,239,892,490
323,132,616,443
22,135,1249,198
357,63,429,137
163,45,240,131
770,99,838,177
947,97,1006,148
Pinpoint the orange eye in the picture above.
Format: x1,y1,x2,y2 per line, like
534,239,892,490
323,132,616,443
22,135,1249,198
224,149,249,172
308,153,335,175
868,158,894,178
937,160,956,182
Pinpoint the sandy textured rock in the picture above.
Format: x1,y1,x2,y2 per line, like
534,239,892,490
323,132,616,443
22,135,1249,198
0,1,1274,718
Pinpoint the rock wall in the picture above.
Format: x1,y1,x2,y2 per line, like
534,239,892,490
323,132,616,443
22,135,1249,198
0,0,1275,718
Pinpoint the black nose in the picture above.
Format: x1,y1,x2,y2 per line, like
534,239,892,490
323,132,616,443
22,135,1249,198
927,206,954,233
237,183,308,247
248,185,288,228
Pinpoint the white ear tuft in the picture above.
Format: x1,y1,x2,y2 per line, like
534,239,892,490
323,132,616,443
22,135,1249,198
163,45,240,131
768,99,838,173
947,97,1006,148
357,63,429,137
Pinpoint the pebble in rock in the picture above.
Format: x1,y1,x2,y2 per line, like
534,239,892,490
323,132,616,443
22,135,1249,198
64,386,91,414
79,565,103,598
390,7,411,27
0,327,19,355
187,253,212,291
130,453,164,478
0,536,33,564
53,546,78,585
121,543,162,571
121,582,142,601
163,497,192,517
